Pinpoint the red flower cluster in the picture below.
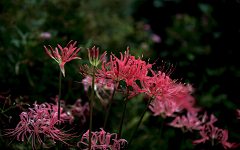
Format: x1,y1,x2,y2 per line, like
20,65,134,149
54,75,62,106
94,48,197,111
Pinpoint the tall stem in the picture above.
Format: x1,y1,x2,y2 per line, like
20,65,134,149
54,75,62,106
58,70,62,150
117,86,130,140
126,97,153,150
89,68,95,150
103,86,116,131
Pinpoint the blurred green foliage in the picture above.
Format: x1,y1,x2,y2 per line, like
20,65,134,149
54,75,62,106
1,0,240,149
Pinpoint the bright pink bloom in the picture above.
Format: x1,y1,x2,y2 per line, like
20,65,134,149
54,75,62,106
44,40,81,77
77,128,127,150
96,48,152,88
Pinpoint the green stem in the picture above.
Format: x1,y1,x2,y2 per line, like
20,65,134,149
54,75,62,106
103,86,117,131
117,86,130,140
89,68,95,150
126,97,153,150
1,103,16,114
58,70,62,150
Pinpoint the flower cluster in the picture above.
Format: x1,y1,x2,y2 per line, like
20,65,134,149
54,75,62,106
2,102,74,149
193,124,237,149
77,128,127,150
168,111,217,133
51,96,90,125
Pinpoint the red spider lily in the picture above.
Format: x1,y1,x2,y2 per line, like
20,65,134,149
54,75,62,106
77,128,127,150
44,40,82,77
169,84,201,112
128,70,179,103
96,48,152,87
2,102,74,149
193,124,238,149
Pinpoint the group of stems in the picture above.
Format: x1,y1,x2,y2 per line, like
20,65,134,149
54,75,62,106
56,66,154,150
103,83,154,149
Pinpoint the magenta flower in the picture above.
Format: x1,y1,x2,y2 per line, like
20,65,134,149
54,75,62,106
44,40,82,77
77,128,127,150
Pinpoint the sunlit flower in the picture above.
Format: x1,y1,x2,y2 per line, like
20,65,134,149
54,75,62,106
44,40,82,77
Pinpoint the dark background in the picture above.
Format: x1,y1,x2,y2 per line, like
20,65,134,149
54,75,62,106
1,0,240,149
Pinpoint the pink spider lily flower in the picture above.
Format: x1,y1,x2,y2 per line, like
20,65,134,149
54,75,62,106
170,84,200,112
149,99,181,118
168,111,207,133
77,128,127,150
44,40,82,77
2,102,74,149
193,124,238,149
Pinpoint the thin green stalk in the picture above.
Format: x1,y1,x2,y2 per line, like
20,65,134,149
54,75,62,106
58,70,62,150
117,86,130,140
103,86,117,131
89,68,95,150
126,97,153,150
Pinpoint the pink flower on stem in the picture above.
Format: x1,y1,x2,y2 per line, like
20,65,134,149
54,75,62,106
168,111,216,133
149,99,181,118
2,102,74,149
77,128,127,150
44,40,82,77
193,124,238,149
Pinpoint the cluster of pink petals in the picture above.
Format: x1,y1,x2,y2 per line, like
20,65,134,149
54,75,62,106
77,128,127,150
92,48,199,114
2,102,74,149
96,48,152,87
82,76,114,96
193,124,237,149
51,96,90,125
44,40,82,77
168,111,217,133
149,100,180,118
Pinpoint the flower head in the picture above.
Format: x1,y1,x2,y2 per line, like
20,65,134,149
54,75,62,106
88,46,107,67
44,40,82,77
1,102,74,149
77,128,127,150
193,124,238,149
